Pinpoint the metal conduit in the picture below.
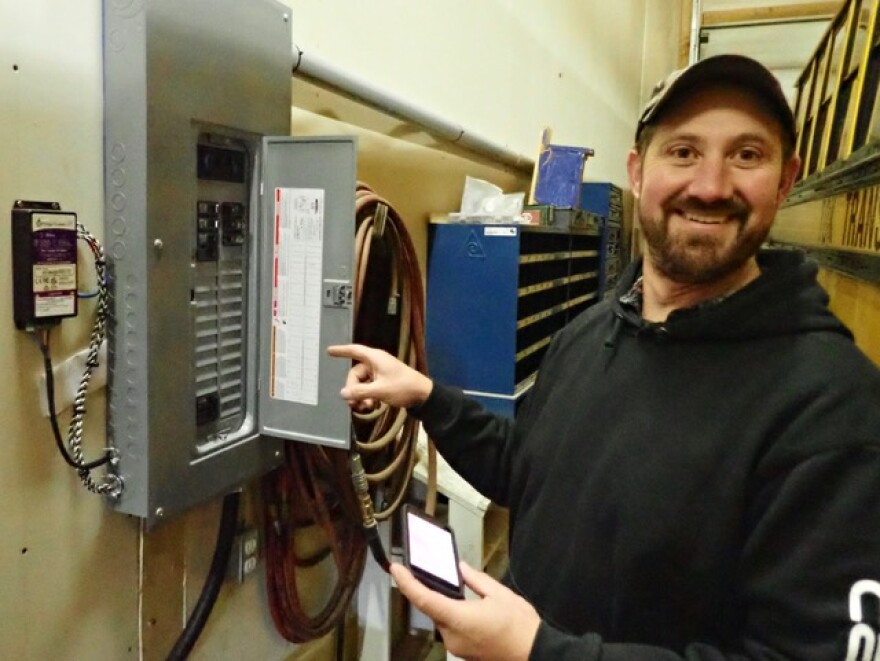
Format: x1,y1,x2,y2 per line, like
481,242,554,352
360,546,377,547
291,46,535,174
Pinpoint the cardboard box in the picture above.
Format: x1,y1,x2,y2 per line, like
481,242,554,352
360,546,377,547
523,204,600,231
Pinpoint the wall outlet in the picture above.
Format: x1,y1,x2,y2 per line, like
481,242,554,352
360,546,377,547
228,527,260,583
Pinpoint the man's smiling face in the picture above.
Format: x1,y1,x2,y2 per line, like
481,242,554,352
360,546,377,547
628,84,800,285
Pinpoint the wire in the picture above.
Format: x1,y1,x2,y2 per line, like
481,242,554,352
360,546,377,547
167,491,241,661
33,328,111,471
26,222,122,498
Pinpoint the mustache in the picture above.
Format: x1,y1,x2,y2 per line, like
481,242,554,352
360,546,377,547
665,195,750,217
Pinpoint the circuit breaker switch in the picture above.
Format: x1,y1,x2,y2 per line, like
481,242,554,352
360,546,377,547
221,202,247,246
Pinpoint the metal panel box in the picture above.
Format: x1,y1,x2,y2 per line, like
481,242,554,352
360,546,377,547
103,0,355,526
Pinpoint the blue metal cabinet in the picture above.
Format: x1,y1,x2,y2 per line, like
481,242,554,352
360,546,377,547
426,223,601,417
580,182,624,298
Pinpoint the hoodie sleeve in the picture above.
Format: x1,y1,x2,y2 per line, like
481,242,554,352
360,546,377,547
408,382,519,506
528,445,880,661
408,322,572,506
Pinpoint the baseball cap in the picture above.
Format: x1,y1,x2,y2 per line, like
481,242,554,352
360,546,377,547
635,54,796,149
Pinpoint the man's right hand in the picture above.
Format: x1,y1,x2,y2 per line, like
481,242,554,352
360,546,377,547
326,344,433,412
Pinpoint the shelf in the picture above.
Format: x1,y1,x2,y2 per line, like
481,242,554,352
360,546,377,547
426,222,606,417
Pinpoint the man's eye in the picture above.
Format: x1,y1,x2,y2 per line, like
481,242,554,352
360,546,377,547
670,147,695,160
736,148,763,163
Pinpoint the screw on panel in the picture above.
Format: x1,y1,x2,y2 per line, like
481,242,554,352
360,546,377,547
155,507,164,517
153,238,163,251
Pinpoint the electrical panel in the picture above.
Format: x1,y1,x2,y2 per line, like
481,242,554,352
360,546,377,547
103,0,355,526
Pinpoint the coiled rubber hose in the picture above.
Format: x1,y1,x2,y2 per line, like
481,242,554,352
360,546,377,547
351,182,437,518
263,182,436,643
264,444,367,643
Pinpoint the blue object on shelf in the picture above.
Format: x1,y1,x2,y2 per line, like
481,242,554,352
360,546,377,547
534,145,590,208
579,182,622,219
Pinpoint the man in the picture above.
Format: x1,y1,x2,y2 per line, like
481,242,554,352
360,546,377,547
329,54,880,660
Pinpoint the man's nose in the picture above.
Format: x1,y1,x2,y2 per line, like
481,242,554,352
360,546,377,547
687,156,733,202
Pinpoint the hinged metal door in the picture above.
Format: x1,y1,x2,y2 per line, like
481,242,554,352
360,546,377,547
258,136,356,448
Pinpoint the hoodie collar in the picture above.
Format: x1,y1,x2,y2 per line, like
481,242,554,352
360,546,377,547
610,249,851,341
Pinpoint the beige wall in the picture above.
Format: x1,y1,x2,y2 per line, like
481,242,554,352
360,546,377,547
1,1,674,659
819,270,880,367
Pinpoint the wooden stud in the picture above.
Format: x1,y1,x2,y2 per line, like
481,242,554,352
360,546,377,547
679,0,693,67
702,2,844,26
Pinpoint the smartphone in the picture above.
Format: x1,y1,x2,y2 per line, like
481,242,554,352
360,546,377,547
402,505,465,599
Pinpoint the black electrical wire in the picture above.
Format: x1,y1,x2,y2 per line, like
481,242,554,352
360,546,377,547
32,328,112,471
167,491,241,661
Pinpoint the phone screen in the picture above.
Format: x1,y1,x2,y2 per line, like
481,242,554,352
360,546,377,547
404,507,463,597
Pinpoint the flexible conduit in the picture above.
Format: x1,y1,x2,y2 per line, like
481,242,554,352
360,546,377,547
167,492,240,660
291,45,535,174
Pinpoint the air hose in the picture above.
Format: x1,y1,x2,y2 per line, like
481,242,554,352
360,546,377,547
350,451,389,572
263,183,437,643
166,491,240,661
351,182,438,520
264,444,367,643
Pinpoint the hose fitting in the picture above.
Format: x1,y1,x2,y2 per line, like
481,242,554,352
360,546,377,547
350,451,389,572
350,452,377,529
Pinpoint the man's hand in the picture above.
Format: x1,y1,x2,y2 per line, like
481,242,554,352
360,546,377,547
326,343,433,411
391,561,540,661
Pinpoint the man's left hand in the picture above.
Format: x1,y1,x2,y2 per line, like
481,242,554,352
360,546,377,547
390,561,540,661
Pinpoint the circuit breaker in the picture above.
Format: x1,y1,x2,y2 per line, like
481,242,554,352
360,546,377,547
103,0,355,526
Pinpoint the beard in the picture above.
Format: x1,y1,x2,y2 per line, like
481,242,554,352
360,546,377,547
639,194,769,285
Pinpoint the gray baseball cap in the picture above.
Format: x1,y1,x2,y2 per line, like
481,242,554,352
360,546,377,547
635,54,796,149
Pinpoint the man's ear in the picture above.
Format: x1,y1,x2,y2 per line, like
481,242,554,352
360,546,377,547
626,148,642,199
777,154,801,204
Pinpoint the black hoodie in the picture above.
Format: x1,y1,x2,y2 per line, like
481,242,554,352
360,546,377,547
413,249,880,660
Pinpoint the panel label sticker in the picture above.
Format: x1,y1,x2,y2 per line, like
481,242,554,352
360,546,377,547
31,212,77,318
270,188,324,405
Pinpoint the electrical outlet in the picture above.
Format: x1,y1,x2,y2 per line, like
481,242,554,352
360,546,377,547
228,527,260,583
